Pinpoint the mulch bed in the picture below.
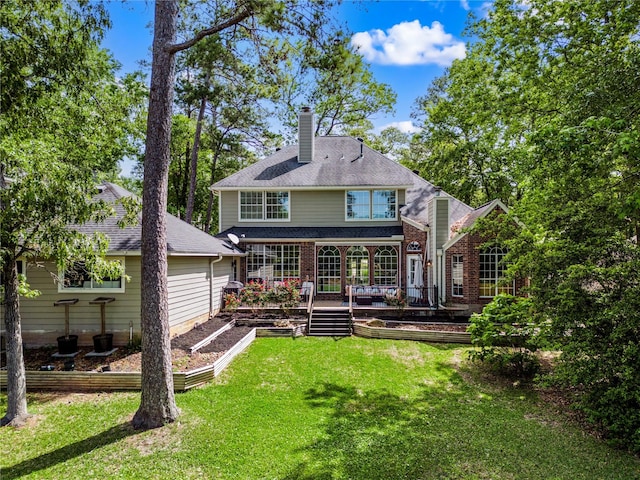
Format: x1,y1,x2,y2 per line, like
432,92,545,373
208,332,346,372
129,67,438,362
21,317,250,373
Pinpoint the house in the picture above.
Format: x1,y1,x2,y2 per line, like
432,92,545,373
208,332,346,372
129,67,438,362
211,108,521,315
10,182,244,347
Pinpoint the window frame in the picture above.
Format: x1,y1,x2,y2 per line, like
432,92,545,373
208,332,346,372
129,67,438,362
479,246,514,298
345,189,397,221
239,190,290,222
346,246,369,285
317,246,341,293
246,244,300,283
452,254,463,297
374,246,398,285
58,257,126,293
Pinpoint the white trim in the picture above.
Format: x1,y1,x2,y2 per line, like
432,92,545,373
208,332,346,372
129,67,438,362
315,241,402,247
345,189,398,222
238,190,291,223
442,199,511,250
401,215,430,232
58,257,126,294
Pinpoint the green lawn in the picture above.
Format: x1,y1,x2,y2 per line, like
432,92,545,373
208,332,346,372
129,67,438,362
2,337,639,479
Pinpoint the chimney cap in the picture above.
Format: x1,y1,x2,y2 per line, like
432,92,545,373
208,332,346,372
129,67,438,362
301,106,311,113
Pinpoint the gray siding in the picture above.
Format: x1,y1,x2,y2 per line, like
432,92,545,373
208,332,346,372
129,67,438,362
12,255,235,346
435,197,450,248
17,257,141,347
167,257,212,329
211,261,233,313
220,189,406,231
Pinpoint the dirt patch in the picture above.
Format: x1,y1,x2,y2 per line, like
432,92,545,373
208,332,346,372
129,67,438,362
20,318,251,373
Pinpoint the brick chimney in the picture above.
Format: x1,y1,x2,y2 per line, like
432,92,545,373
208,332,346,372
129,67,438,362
298,106,314,163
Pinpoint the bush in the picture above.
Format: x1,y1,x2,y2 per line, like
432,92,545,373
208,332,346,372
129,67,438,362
223,292,240,312
467,294,541,378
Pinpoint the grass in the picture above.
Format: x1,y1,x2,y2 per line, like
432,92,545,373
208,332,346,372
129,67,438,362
1,337,639,479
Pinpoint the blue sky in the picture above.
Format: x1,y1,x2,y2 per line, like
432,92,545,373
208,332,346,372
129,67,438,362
102,1,489,135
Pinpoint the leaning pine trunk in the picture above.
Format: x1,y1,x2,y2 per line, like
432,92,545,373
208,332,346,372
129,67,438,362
1,258,29,427
132,0,180,430
185,72,210,225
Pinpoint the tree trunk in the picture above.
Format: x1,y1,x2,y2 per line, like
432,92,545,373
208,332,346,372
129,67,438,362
132,0,180,430
204,148,221,233
1,258,29,427
185,72,210,225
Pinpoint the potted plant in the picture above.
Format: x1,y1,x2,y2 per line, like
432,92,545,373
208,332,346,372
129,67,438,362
54,298,79,355
90,297,115,352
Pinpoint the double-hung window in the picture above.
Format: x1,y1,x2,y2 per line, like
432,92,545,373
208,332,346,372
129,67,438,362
240,191,289,221
346,190,396,220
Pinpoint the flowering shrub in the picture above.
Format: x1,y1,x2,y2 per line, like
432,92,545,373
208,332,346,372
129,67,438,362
223,292,240,312
272,279,301,312
233,279,302,312
240,281,268,312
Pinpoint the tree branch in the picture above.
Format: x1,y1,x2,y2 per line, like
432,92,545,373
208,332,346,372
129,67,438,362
167,7,254,54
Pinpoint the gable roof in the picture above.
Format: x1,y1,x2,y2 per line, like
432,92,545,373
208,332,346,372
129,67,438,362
75,182,244,256
212,136,416,190
443,199,510,250
402,173,474,227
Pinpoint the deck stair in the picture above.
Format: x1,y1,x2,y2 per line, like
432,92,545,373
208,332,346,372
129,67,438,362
307,307,352,337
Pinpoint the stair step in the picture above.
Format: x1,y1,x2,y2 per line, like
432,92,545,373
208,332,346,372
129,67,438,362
308,308,351,336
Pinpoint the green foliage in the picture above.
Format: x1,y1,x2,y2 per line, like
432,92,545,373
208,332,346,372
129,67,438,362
239,281,268,312
238,280,302,312
467,294,541,378
0,0,144,423
408,0,640,451
269,279,301,311
223,292,241,312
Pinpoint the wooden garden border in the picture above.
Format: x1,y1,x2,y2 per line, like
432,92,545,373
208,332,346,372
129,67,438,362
353,323,471,344
255,325,305,338
0,328,257,393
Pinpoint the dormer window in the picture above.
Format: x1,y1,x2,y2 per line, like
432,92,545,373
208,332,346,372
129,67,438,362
346,190,397,221
239,191,290,221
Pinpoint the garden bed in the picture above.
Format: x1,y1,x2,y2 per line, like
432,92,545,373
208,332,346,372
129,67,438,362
17,318,248,373
353,319,471,343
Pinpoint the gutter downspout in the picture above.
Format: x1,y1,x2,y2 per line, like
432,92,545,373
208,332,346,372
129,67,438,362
210,255,224,317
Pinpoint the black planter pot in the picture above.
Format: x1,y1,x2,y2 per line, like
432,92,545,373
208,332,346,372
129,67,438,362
56,335,78,355
93,333,113,353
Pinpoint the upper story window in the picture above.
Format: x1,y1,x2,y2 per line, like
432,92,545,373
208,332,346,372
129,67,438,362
346,190,397,221
239,191,290,221
59,258,125,293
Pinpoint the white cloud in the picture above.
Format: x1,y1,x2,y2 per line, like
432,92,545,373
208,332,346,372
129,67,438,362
460,0,471,11
378,121,422,134
351,20,466,67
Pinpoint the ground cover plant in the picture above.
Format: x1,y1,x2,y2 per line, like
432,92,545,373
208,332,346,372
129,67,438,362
1,337,638,479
